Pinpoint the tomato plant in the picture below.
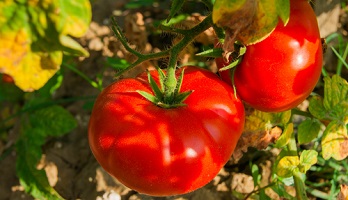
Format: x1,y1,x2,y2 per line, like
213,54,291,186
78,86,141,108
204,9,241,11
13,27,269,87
88,66,245,196
2,0,347,199
218,0,323,112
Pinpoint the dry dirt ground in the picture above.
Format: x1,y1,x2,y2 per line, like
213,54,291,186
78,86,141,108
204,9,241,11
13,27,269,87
0,0,347,199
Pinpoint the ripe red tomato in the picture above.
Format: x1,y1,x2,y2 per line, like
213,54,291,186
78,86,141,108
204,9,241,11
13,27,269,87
88,66,245,196
215,56,233,85
219,0,323,112
1,74,14,83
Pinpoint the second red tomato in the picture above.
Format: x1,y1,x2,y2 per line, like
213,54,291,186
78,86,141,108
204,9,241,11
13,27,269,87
219,0,323,112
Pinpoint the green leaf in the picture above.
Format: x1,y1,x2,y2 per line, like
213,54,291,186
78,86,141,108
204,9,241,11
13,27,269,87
280,110,292,125
297,118,322,144
259,188,272,200
29,105,77,136
299,150,318,173
310,75,348,123
250,163,261,186
16,105,76,199
59,35,89,56
276,156,300,178
16,135,62,200
309,96,327,120
26,3,48,38
125,0,154,9
106,57,129,71
321,121,348,160
323,75,348,112
274,123,294,148
167,0,185,22
276,0,290,25
308,75,348,160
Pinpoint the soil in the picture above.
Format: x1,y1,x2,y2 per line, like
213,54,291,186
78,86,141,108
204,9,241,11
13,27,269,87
0,0,347,200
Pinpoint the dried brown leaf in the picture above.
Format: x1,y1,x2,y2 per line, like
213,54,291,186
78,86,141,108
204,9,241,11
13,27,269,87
232,126,282,161
338,185,348,200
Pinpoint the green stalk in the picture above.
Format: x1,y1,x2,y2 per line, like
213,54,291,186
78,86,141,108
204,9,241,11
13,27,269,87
287,134,309,200
62,62,103,91
161,14,213,104
291,109,314,118
164,51,179,102
306,187,330,199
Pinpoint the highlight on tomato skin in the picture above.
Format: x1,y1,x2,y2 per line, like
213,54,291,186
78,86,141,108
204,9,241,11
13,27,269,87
88,66,245,196
220,0,323,112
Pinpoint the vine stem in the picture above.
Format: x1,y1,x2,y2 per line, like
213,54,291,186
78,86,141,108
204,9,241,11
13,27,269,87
287,134,309,200
162,14,213,99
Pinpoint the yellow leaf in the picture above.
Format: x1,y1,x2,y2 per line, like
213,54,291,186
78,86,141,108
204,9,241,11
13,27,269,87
0,28,61,92
321,122,348,161
276,156,299,178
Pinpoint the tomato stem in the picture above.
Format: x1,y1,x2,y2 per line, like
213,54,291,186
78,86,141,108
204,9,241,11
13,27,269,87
164,51,179,102
287,134,309,200
162,15,213,103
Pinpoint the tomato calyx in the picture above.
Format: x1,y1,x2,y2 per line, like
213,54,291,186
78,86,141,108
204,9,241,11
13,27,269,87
137,68,193,109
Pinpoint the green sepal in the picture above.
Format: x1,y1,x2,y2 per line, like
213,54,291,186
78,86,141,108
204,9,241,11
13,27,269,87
137,67,192,109
219,59,240,71
157,68,166,92
167,0,185,22
137,90,160,104
147,70,164,98
174,90,193,105
174,68,185,95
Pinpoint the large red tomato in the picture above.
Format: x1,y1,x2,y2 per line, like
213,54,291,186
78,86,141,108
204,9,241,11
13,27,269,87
220,0,323,112
88,66,245,196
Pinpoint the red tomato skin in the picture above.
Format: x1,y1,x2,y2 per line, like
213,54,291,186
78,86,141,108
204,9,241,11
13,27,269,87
88,66,245,196
1,74,14,83
215,56,233,85
232,0,323,112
